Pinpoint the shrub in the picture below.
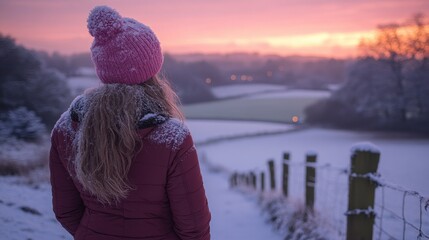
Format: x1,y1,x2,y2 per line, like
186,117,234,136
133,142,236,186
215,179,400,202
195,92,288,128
0,107,46,142
0,34,72,129
0,137,49,176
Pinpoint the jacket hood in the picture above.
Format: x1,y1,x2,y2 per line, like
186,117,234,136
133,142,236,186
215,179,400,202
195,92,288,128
69,94,169,130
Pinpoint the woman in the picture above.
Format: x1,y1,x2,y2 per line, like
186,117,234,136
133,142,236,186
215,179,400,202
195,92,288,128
49,5,211,240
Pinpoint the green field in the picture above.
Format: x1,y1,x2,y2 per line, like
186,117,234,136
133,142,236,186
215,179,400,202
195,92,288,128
181,96,325,123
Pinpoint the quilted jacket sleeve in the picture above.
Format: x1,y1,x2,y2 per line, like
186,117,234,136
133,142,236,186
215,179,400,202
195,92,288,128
49,131,85,236
167,134,211,240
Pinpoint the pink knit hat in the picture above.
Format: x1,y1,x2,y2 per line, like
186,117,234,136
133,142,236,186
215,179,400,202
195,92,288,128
87,6,163,84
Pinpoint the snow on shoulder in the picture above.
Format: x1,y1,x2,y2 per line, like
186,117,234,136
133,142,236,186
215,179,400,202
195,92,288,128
148,118,190,150
52,111,71,137
51,95,86,137
350,141,380,154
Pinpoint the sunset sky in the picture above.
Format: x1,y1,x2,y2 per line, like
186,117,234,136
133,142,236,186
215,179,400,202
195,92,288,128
1,0,428,58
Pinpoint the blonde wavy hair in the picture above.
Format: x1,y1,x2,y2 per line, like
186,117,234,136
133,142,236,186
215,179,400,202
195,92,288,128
75,75,183,205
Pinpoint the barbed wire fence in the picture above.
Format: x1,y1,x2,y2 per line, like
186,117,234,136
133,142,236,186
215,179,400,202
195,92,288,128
370,173,429,240
199,136,429,239
198,129,429,240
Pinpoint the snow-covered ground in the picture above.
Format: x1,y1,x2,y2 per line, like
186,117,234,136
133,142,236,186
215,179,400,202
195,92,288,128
189,125,429,196
245,89,331,99
187,119,293,142
187,120,429,239
210,84,331,100
201,163,282,240
211,84,288,99
0,177,70,240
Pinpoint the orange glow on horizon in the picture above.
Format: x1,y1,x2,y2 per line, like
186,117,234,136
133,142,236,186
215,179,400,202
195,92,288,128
1,0,427,58
11,30,371,58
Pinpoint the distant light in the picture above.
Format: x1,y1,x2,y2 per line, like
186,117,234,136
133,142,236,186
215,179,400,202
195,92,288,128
292,116,299,123
267,71,273,77
205,78,212,84
240,75,247,81
230,74,237,81
247,76,253,81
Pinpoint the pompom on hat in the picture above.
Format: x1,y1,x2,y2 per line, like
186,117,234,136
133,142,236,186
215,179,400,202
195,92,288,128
87,6,163,84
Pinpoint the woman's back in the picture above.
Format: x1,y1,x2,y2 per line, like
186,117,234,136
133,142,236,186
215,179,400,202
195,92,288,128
51,103,210,239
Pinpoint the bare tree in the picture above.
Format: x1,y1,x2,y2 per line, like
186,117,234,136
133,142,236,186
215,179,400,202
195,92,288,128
306,14,429,133
359,14,429,122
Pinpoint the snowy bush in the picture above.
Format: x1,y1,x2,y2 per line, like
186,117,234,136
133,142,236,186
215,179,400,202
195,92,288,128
230,181,341,240
0,107,46,142
259,193,341,240
0,136,49,176
0,34,72,128
0,109,49,176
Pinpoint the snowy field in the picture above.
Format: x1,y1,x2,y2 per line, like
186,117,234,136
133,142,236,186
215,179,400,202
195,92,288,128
0,177,70,240
211,84,288,99
187,119,294,142
183,86,330,123
182,97,324,123
187,120,429,239
245,89,331,99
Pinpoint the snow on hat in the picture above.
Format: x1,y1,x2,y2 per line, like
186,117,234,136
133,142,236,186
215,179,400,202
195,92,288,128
87,6,163,84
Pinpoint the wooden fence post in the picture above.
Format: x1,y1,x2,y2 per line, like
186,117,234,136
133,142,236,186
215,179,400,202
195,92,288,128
250,172,257,189
245,173,250,186
268,160,276,191
346,145,380,240
260,172,265,192
230,172,237,187
282,152,290,197
238,173,244,186
305,153,317,211
242,173,247,186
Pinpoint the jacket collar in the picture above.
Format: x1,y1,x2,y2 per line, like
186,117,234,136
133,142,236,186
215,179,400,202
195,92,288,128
69,95,169,129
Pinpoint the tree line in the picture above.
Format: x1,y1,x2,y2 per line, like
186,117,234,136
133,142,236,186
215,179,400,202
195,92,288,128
306,15,429,133
0,35,72,142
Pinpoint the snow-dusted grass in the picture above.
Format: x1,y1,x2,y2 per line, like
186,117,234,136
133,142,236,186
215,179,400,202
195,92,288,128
0,178,70,240
187,119,293,143
0,137,61,238
183,87,329,123
0,137,50,176
245,89,331,99
190,120,429,238
182,97,319,123
258,191,341,239
211,84,287,99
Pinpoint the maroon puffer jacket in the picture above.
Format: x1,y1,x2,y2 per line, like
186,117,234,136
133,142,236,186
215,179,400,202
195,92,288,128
49,111,211,240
